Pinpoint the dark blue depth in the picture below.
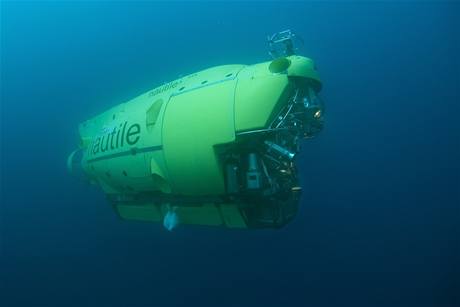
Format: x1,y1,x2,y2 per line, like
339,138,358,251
1,1,459,307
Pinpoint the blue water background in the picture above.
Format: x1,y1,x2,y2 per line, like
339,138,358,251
1,1,459,307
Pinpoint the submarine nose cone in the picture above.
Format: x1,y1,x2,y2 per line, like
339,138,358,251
286,55,322,92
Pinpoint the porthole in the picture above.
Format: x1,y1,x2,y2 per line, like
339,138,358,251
225,73,233,77
201,80,208,85
269,57,291,73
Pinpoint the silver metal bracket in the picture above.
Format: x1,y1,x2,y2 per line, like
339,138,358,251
267,29,303,58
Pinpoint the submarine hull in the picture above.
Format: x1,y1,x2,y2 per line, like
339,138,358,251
68,55,323,229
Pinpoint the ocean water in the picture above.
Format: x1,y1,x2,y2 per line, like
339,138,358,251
1,1,459,307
